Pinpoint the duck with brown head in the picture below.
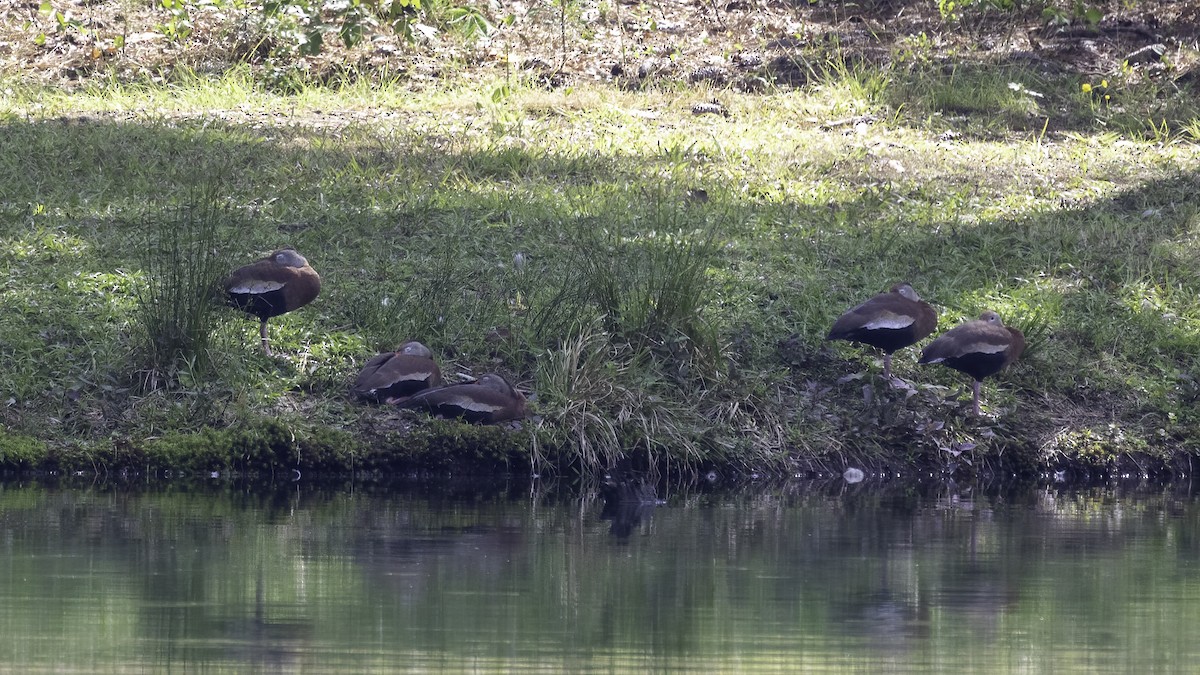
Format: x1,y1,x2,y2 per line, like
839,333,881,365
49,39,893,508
225,248,321,356
918,310,1025,415
395,373,529,424
827,282,938,379
352,341,443,403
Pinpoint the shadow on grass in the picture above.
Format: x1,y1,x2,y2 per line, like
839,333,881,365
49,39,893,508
748,0,1200,138
1,114,1199,474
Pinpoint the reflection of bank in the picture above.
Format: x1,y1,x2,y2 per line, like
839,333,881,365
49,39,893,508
353,511,528,609
600,479,660,539
209,566,313,672
143,563,313,672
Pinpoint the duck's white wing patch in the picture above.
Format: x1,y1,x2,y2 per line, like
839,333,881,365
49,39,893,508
956,340,1007,355
229,279,286,294
394,368,437,383
862,311,916,331
445,394,502,413
925,340,1006,362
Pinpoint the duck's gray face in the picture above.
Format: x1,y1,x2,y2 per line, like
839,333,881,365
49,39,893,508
272,249,309,268
400,341,433,358
478,374,522,398
894,283,920,302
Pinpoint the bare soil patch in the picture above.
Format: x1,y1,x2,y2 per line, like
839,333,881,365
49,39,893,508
2,0,1198,92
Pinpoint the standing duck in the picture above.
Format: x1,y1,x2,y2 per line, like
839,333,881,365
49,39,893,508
225,248,320,355
918,310,1025,415
352,341,443,403
827,282,938,379
396,373,528,424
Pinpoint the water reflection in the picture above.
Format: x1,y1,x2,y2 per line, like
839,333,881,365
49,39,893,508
1,477,1199,671
600,478,659,539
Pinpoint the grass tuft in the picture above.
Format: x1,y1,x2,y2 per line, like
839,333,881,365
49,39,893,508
532,190,723,377
533,323,719,472
132,191,225,392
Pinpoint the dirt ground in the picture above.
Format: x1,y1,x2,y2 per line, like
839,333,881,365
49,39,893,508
1,0,1198,91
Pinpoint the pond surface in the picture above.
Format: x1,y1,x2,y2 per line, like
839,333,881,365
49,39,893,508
1,477,1199,672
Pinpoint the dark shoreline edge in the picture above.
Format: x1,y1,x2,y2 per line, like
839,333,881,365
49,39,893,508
1,418,1193,485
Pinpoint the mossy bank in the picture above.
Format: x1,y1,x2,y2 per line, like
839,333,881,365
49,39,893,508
2,11,1200,480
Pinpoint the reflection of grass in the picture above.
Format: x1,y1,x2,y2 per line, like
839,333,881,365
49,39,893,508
0,69,1198,473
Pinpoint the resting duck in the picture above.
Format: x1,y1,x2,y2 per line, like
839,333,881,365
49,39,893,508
352,341,443,403
918,310,1025,415
827,282,937,379
225,248,320,355
396,373,528,424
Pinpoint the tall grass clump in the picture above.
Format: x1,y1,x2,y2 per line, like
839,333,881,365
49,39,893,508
814,50,892,107
532,195,724,379
527,190,746,471
533,325,624,470
533,323,714,472
132,195,225,392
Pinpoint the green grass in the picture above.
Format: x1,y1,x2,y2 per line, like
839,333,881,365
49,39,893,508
132,192,225,392
1,51,1199,477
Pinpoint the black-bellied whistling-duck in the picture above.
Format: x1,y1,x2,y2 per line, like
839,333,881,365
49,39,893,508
352,341,443,403
918,310,1025,415
827,282,938,379
225,248,320,355
396,373,528,424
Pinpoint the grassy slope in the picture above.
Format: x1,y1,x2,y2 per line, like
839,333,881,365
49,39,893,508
1,52,1199,478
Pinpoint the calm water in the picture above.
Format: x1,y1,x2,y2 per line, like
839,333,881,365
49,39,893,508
1,477,1199,673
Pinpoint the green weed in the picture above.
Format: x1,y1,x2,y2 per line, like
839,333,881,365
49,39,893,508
531,190,723,375
131,193,225,392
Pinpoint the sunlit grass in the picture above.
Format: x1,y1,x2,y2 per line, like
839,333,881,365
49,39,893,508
0,55,1199,473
